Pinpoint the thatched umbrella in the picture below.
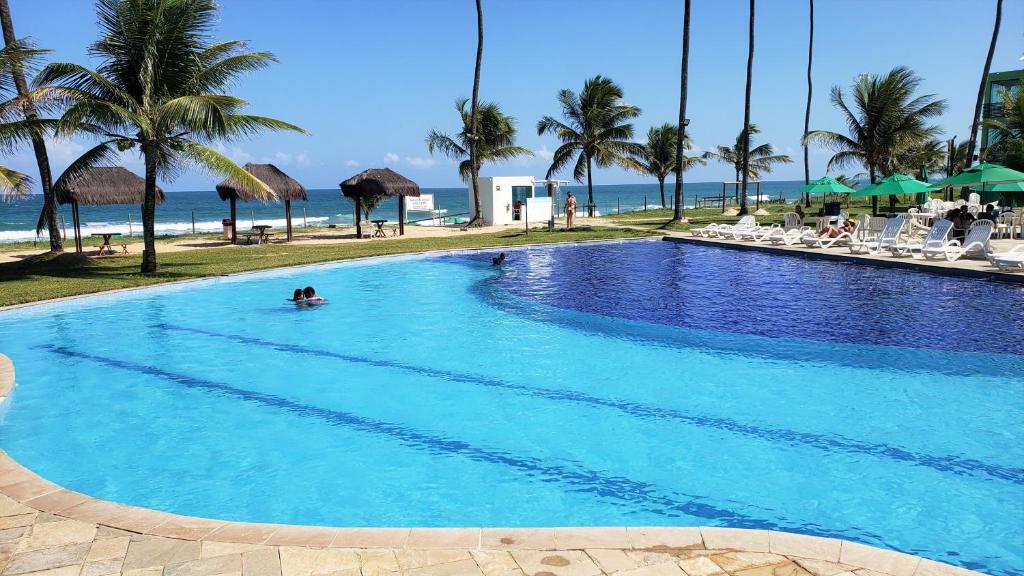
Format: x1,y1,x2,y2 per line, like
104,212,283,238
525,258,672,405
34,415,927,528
340,168,421,238
56,166,165,253
216,163,307,243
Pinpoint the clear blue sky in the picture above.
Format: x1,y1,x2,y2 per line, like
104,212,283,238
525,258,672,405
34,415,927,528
5,0,1023,191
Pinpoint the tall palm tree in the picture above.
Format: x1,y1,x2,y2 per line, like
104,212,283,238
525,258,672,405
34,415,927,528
966,0,1002,168
625,123,704,208
38,0,306,273
466,0,484,227
426,98,532,180
703,124,792,182
802,0,814,207
537,75,642,216
0,42,38,200
671,0,691,222
0,0,60,251
806,67,946,214
738,0,755,215
896,138,945,179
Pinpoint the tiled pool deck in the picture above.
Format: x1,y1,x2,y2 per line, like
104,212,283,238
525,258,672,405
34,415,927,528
663,235,1024,283
0,355,987,576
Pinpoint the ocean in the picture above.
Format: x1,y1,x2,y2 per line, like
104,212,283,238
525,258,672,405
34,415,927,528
0,180,806,244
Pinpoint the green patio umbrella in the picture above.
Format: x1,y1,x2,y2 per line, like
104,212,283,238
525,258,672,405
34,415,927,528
916,163,930,205
933,162,1024,187
936,163,1024,206
970,181,1024,192
796,176,856,195
852,173,937,198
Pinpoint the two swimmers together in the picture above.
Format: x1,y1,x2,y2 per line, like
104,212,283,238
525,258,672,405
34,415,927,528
290,286,326,305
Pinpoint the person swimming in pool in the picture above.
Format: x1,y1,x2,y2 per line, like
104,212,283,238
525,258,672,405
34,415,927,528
491,252,507,266
290,288,305,302
299,286,325,305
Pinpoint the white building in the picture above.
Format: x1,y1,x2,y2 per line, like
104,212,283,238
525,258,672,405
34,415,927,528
472,176,568,226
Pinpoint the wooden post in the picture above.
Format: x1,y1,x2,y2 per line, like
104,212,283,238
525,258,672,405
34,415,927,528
230,196,237,244
721,183,726,214
72,201,82,253
398,195,405,236
354,196,362,238
60,214,66,240
756,181,761,210
285,199,293,241
190,210,194,235
303,207,307,227
128,212,133,237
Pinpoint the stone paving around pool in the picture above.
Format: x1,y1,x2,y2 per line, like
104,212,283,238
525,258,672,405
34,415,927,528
0,347,990,576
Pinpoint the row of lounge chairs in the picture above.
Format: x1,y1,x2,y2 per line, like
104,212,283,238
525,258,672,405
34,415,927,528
690,213,1024,270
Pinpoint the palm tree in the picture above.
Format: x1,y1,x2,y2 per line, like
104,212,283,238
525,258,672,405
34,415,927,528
466,0,484,227
625,123,704,208
537,75,642,216
671,0,691,222
426,98,533,181
802,0,814,207
966,0,1003,168
896,138,945,179
806,67,946,214
0,0,60,251
38,0,306,273
738,0,755,215
703,124,792,183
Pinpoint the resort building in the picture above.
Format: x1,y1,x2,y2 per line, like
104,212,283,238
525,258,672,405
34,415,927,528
980,68,1023,154
473,176,568,226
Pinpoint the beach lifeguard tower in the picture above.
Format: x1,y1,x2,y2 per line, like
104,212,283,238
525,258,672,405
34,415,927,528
473,176,569,226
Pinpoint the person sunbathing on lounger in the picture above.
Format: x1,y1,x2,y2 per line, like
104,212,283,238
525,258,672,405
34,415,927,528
818,218,856,238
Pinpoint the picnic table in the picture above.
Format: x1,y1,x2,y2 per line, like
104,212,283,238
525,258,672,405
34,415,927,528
371,219,388,238
241,225,275,245
91,232,127,255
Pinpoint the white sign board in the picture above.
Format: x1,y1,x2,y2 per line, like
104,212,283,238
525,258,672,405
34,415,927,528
525,197,553,223
406,194,434,212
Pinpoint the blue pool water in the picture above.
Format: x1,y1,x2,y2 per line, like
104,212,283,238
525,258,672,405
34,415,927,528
0,240,1021,575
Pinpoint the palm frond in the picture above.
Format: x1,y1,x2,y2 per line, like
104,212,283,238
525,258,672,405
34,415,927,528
0,165,32,202
182,142,276,200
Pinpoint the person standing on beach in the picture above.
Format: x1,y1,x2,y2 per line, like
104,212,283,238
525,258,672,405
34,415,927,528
565,193,577,229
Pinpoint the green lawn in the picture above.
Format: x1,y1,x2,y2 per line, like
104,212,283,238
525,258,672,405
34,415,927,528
0,226,658,307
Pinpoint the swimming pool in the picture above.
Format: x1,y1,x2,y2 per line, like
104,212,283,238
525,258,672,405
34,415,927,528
0,239,1021,574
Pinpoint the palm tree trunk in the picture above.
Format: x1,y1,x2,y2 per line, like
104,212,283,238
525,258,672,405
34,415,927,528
802,0,813,208
966,0,1002,168
869,165,878,216
466,0,484,228
738,0,755,216
586,155,594,217
659,178,666,208
0,0,61,252
671,0,691,222
141,142,159,273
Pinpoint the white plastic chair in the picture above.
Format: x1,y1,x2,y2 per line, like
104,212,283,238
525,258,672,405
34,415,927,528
968,192,981,206
850,217,906,254
941,220,993,262
892,219,953,259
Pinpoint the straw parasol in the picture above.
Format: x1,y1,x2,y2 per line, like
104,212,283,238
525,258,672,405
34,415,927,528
216,163,307,243
56,166,164,253
340,168,421,238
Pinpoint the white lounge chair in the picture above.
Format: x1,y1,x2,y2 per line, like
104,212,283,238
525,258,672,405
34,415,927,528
690,215,755,238
987,245,1024,271
802,218,861,249
849,217,906,254
939,220,993,262
715,215,758,238
889,219,953,258
764,212,811,245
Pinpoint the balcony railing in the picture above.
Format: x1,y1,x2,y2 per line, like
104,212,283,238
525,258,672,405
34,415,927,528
982,103,1006,118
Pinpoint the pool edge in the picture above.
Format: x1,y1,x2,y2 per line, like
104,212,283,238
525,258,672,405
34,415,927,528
0,353,986,576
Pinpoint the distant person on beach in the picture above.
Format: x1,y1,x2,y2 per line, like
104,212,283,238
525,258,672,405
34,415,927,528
300,286,325,305
290,288,305,302
492,252,507,266
565,193,577,229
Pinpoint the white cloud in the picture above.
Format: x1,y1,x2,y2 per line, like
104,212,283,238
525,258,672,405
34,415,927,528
384,152,399,163
535,145,554,161
295,152,311,167
344,159,359,167
405,156,435,169
273,151,293,165
44,138,85,164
